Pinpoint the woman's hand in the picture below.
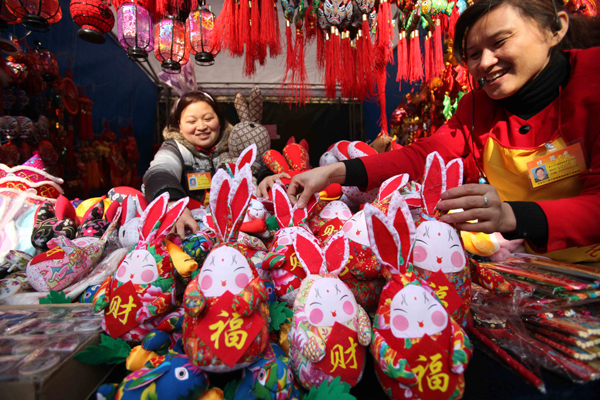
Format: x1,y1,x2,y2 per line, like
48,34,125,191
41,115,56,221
287,162,347,208
436,184,517,234
171,206,200,238
256,173,291,199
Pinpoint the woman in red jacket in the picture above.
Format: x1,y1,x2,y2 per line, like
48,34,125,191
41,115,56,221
287,0,600,263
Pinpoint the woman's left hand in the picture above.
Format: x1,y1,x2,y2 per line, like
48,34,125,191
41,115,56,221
436,184,517,234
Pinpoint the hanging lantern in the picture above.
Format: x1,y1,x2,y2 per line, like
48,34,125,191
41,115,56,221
117,3,153,60
5,0,62,32
188,2,219,66
154,15,189,74
70,0,115,44
32,42,60,82
0,0,21,27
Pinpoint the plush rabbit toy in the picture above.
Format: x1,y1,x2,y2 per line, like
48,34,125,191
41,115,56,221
93,193,190,341
261,182,320,306
182,164,269,372
288,230,372,390
30,195,77,251
408,152,472,326
364,192,472,400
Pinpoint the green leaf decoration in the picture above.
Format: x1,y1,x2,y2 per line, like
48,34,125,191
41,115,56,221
154,277,174,293
303,377,355,400
266,216,279,231
39,290,71,304
268,301,293,332
223,380,241,400
74,334,132,365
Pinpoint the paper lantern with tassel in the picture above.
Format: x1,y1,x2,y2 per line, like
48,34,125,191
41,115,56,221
0,0,21,26
188,2,219,66
32,42,60,82
5,0,62,32
154,15,190,73
117,3,154,60
70,0,115,44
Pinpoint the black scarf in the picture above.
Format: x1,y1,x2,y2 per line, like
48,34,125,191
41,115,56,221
498,50,571,120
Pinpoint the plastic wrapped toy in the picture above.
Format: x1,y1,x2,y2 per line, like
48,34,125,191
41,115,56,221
288,229,372,389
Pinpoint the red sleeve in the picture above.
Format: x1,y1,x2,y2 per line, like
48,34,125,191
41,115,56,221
361,100,474,191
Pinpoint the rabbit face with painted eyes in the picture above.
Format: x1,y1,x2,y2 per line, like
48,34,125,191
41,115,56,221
287,230,372,390
93,193,190,341
182,146,269,373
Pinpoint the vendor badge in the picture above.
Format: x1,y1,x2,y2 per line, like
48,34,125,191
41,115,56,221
527,143,586,189
187,171,212,191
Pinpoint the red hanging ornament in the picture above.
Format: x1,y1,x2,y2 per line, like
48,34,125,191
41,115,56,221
316,23,325,72
434,18,444,76
409,30,424,82
70,0,115,44
424,31,432,82
377,67,388,135
325,30,336,98
291,25,309,105
448,6,459,39
32,41,59,82
117,3,154,61
6,0,62,32
188,3,220,66
214,0,232,52
0,0,21,25
154,15,190,73
377,0,393,65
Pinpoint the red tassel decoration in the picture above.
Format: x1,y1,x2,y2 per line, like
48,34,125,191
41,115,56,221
396,32,406,87
361,15,374,85
332,27,342,88
252,0,266,66
325,30,336,98
261,0,276,50
305,5,316,42
316,25,325,72
356,30,367,100
292,27,310,105
215,0,233,54
401,31,408,80
340,31,350,98
270,2,282,57
434,19,444,76
409,30,424,82
230,1,243,56
448,7,459,39
424,32,432,83
377,0,394,65
239,0,251,48
377,67,388,135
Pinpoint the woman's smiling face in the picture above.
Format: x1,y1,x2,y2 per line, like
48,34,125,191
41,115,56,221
179,101,221,149
465,4,563,100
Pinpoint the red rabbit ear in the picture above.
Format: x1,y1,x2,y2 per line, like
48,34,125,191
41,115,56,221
263,150,290,174
323,231,349,276
364,202,401,274
139,192,169,242
286,136,296,146
293,229,324,275
209,169,232,241
421,152,446,215
105,199,121,224
55,195,77,222
272,183,293,228
236,144,257,173
299,139,309,152
348,141,378,158
378,174,409,202
227,164,253,241
387,192,416,271
153,197,189,244
284,143,310,172
446,158,464,190
332,140,350,161
291,191,319,226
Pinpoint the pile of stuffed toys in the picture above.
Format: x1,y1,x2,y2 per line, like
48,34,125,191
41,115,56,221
0,140,518,400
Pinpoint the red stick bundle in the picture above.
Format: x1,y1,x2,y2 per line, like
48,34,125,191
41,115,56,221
424,32,432,83
409,30,424,82
434,19,444,76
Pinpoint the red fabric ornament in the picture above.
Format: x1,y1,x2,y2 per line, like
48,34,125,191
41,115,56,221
434,19,444,77
409,30,424,82
448,7,459,39
424,32,433,82
70,0,115,44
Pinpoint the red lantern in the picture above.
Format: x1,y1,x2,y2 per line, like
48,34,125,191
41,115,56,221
70,0,115,44
32,42,60,82
188,3,219,66
117,3,153,60
5,0,62,32
154,16,190,74
0,0,21,26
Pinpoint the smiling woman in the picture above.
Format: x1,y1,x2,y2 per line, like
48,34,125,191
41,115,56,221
285,0,600,264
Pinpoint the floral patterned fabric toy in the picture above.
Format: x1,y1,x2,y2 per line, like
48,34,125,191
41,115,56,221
261,182,319,306
288,229,372,390
364,193,472,400
30,195,77,251
93,193,190,341
182,164,269,372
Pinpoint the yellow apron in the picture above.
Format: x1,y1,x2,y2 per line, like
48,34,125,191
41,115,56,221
483,136,600,263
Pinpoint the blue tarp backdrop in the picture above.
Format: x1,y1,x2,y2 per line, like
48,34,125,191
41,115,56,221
4,0,158,174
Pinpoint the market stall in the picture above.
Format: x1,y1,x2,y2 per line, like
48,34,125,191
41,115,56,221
1,0,600,399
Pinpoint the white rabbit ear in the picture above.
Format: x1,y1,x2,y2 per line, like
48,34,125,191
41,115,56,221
227,164,253,241
364,202,402,274
445,158,464,190
210,168,232,241
236,144,257,173
323,231,349,276
386,192,416,270
331,140,350,161
421,152,446,215
122,195,137,225
293,229,324,275
139,193,169,242
234,92,251,122
248,87,263,123
101,207,122,242
348,141,378,158
378,174,410,202
153,197,189,244
273,182,293,228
